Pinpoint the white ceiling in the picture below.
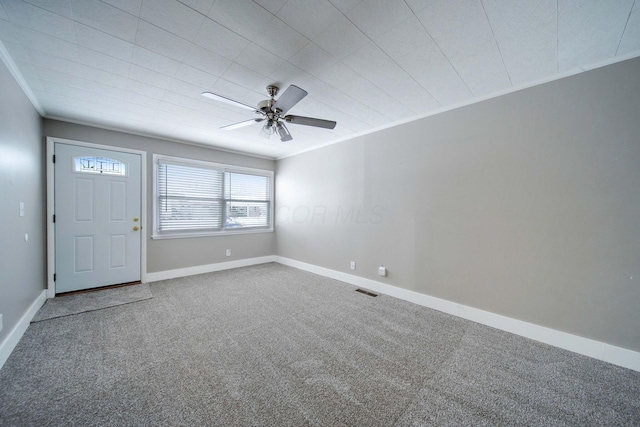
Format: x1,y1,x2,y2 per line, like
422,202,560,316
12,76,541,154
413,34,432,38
0,0,639,159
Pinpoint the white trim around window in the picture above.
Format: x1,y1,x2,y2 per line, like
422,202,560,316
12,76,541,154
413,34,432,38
152,154,274,239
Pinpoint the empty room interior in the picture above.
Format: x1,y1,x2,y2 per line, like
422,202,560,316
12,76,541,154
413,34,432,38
1,0,639,425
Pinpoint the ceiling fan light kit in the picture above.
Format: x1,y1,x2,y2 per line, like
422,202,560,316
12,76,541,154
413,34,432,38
202,84,337,142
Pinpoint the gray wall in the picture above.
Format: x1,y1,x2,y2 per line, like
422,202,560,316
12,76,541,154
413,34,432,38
276,57,640,352
0,60,44,345
43,120,276,273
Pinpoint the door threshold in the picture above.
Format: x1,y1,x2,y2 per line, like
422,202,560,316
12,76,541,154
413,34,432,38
56,281,142,297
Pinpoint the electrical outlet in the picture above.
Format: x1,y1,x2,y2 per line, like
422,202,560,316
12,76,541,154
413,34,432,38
378,265,387,276
350,261,356,270
226,249,231,257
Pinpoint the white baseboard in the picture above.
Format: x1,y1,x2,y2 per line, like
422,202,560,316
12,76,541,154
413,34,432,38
274,256,640,373
0,290,47,370
145,256,277,283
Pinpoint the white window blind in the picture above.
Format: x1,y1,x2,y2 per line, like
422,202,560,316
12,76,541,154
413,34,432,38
155,156,273,237
225,172,271,229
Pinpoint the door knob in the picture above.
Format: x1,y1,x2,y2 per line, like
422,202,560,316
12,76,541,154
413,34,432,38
133,226,140,231
133,217,139,222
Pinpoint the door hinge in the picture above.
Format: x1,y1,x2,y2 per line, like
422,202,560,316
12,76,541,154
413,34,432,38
52,154,56,163
53,273,56,282
53,214,56,223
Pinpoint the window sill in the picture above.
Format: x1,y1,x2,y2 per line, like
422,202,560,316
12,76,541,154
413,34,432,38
151,228,274,240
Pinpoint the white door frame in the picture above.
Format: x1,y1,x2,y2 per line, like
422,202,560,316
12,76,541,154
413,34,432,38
46,137,148,298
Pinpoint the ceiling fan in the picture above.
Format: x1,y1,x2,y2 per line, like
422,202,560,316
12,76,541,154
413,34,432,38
202,84,337,142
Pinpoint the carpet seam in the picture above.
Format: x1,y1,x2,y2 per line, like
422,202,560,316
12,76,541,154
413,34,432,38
30,296,153,323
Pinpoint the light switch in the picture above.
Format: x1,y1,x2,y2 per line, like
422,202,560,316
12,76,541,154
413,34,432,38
19,202,24,217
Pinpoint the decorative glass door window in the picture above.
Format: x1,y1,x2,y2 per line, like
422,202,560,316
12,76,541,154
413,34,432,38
74,156,127,176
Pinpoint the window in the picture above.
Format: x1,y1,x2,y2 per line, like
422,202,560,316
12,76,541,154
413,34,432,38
153,155,273,238
74,156,126,175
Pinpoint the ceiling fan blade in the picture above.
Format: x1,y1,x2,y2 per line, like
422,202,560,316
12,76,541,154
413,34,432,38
220,118,264,130
272,85,307,114
202,92,256,111
276,122,293,142
284,115,337,129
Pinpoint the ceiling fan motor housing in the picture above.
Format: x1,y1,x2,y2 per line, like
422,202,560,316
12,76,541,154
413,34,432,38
258,99,276,113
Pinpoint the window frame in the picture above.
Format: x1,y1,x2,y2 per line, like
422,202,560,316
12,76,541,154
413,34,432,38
152,154,274,239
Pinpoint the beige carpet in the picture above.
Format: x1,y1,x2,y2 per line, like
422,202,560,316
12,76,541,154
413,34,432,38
2,263,639,426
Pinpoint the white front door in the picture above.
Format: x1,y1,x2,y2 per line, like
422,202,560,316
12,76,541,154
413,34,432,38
54,143,142,293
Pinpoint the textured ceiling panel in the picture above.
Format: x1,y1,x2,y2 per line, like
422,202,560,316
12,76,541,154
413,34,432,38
27,49,83,77
22,0,72,17
277,0,342,39
221,61,266,88
74,22,134,61
180,44,230,76
343,41,438,113
417,0,511,96
327,0,360,14
178,0,213,15
70,0,138,42
134,20,192,62
378,18,471,106
289,42,337,76
3,0,76,42
140,0,202,40
483,0,557,84
20,26,79,61
314,14,369,60
102,0,142,16
347,0,414,40
79,47,130,76
174,63,218,88
253,15,309,60
131,45,179,75
207,0,273,40
558,0,634,71
618,1,640,55
235,42,285,76
0,2,8,20
376,16,431,62
0,0,637,158
193,17,249,60
253,0,286,15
